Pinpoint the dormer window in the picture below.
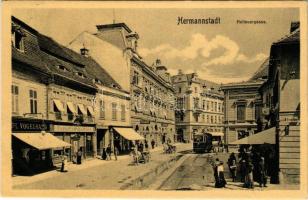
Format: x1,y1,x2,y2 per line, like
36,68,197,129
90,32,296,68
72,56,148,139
76,72,85,78
57,65,69,72
94,78,101,84
12,31,24,52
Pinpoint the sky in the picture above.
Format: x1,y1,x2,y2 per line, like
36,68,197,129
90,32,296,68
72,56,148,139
12,8,299,84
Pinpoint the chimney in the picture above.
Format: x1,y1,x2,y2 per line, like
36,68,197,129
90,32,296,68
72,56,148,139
178,69,183,75
290,21,300,33
80,47,89,57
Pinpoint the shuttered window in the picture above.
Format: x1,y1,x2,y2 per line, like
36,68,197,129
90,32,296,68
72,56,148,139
29,89,37,114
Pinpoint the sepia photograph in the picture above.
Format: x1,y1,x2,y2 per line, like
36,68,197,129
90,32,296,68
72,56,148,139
1,1,307,198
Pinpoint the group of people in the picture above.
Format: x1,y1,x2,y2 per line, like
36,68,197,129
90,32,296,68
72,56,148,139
101,144,119,161
211,146,270,189
226,148,268,189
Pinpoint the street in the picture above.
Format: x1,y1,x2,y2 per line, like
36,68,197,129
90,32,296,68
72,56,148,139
13,144,299,191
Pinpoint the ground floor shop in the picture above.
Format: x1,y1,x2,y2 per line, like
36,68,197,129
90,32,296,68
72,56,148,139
131,118,175,147
49,124,96,163
96,126,145,156
11,117,71,175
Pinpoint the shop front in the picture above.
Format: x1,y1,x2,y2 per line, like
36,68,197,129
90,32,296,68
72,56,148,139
112,127,145,154
50,124,96,162
12,118,71,175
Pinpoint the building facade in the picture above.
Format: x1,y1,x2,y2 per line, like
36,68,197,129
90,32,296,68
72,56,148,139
221,80,264,152
68,23,176,146
171,71,224,143
259,22,300,184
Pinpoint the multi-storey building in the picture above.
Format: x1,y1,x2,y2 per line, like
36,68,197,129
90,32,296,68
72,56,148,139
221,79,265,152
68,23,176,146
11,17,133,174
259,22,300,184
171,71,224,143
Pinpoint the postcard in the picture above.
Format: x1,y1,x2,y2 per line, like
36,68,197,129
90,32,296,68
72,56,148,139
1,1,307,198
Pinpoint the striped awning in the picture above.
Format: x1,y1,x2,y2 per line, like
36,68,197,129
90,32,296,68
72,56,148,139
53,99,64,112
67,102,76,114
77,104,87,115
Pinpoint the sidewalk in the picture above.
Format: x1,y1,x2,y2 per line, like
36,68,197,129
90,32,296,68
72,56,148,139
13,143,192,189
210,152,300,191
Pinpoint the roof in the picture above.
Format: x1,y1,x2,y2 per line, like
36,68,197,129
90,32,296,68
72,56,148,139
80,56,124,91
221,80,264,90
96,23,132,33
172,73,222,95
274,28,299,45
249,58,269,81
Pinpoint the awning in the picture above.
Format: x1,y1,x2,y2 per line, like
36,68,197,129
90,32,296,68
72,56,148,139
77,104,87,115
229,127,276,145
53,99,64,112
209,132,224,137
13,132,71,150
87,106,95,116
67,102,76,114
113,128,145,141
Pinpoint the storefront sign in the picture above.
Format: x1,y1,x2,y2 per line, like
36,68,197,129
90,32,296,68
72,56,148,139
51,125,95,132
12,121,48,132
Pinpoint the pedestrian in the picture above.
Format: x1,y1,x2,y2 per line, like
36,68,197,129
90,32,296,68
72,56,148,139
151,139,155,149
77,148,82,165
144,140,149,151
240,159,246,183
228,153,236,171
213,158,220,186
229,159,237,182
245,160,254,189
101,148,107,160
106,144,112,161
258,157,267,187
138,142,144,153
215,161,226,188
114,145,119,161
60,154,67,172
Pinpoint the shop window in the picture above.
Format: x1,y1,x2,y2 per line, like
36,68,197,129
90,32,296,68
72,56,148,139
12,31,24,51
112,103,117,121
237,104,246,122
29,89,37,114
12,85,19,114
121,105,126,121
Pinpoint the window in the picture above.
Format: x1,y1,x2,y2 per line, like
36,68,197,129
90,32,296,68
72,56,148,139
218,103,221,112
237,104,246,122
214,102,217,112
112,103,117,121
202,100,206,110
99,100,105,119
12,85,19,113
211,116,213,124
255,104,262,121
178,87,181,93
133,71,139,85
76,72,85,78
12,31,24,51
121,105,126,121
207,115,209,123
29,89,37,114
195,87,198,93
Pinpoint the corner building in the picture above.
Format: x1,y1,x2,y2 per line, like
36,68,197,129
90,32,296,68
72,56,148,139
171,71,224,143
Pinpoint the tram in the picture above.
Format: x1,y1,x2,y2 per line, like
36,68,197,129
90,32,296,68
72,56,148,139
193,132,213,153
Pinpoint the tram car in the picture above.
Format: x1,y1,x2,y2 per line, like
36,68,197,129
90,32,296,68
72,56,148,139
193,132,213,153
